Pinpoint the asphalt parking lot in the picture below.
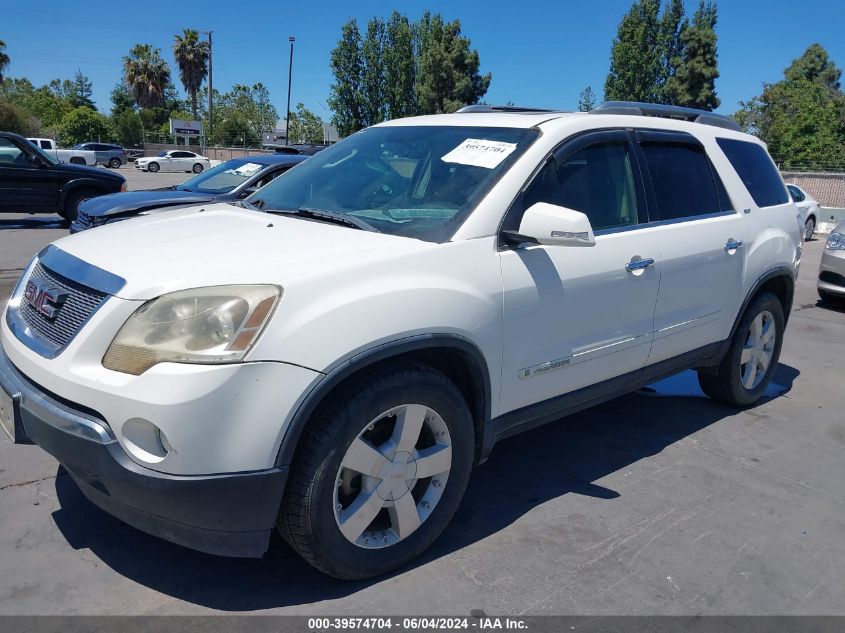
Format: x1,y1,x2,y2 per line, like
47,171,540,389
0,211,843,615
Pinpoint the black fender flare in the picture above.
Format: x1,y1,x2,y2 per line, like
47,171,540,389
59,178,112,208
274,334,492,467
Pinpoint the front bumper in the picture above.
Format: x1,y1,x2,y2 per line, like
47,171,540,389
0,349,287,557
818,247,845,296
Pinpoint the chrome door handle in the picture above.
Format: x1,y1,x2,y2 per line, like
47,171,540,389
625,257,655,272
724,239,743,252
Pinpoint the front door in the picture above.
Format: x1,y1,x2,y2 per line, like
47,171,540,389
0,137,61,211
499,131,661,414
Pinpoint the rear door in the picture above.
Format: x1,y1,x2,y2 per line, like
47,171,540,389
498,130,662,413
634,130,747,365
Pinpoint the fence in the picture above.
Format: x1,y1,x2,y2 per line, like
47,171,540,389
780,171,845,208
142,143,274,162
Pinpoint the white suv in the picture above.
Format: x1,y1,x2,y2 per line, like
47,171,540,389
1,102,801,579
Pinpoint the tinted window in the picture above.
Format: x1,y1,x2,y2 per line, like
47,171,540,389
523,140,640,232
787,185,805,202
640,142,727,220
716,138,788,208
40,141,51,150
0,137,26,166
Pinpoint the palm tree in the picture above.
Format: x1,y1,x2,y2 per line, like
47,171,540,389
123,44,171,109
0,40,10,83
173,29,209,120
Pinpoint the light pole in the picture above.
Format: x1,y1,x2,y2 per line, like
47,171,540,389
285,36,295,146
200,30,213,142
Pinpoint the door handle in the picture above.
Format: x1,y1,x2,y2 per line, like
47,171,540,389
724,239,743,252
625,257,655,272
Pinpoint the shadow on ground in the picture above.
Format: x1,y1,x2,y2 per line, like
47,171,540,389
51,365,799,611
0,215,67,230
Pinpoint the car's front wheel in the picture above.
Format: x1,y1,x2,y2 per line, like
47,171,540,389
60,189,96,222
192,163,204,173
108,157,122,169
698,292,784,407
147,162,160,173
279,362,474,579
804,216,816,242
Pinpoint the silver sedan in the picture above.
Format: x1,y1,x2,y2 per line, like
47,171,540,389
818,220,845,302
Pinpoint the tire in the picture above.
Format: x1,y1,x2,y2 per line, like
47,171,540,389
60,189,96,222
147,162,160,173
698,292,785,407
192,163,204,173
279,361,474,580
108,157,122,169
804,216,816,242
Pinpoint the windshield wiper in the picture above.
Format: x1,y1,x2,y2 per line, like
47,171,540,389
236,199,263,211
267,207,377,232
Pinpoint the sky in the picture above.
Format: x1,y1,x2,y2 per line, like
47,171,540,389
3,0,845,121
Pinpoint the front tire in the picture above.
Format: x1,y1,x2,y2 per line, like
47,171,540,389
60,189,96,222
147,162,160,173
192,163,204,173
279,362,474,580
698,292,784,407
804,217,816,242
108,157,122,169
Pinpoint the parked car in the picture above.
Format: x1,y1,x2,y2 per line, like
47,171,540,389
135,150,211,173
273,144,328,156
0,102,800,580
26,138,97,166
73,142,128,169
0,131,126,220
818,220,845,302
72,154,308,232
786,183,820,242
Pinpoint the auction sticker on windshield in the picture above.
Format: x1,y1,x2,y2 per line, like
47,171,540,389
441,138,518,169
226,162,263,176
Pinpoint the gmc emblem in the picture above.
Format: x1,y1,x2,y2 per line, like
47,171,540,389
24,279,68,320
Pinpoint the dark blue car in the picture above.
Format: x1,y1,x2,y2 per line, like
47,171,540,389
71,153,308,232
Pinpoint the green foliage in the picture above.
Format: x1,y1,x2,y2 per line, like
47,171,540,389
123,44,171,109
604,0,662,102
211,114,259,146
0,40,9,83
173,29,209,119
664,1,720,110
0,97,30,134
288,103,325,144
328,10,491,137
67,69,96,109
784,43,841,92
0,77,71,130
657,0,685,103
113,109,143,147
328,19,366,138
57,106,113,145
199,83,278,145
578,86,596,112
110,82,135,117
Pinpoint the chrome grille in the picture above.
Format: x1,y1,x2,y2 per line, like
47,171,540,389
17,262,108,352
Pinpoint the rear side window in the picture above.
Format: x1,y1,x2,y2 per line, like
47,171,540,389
716,138,788,208
787,185,805,202
640,142,728,220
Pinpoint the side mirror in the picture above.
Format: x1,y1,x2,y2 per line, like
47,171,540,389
515,202,596,247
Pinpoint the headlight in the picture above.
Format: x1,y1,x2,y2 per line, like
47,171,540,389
826,232,845,250
103,285,281,375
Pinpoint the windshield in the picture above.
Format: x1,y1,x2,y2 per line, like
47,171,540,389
71,143,87,150
177,159,266,194
158,151,167,157
246,125,538,242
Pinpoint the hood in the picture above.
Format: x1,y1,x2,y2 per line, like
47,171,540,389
59,161,124,183
79,190,216,217
50,203,430,300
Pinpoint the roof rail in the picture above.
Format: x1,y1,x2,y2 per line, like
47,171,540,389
457,104,561,114
590,101,741,132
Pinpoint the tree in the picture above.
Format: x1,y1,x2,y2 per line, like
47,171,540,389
113,109,143,147
604,0,662,102
110,81,135,117
173,28,209,119
123,44,171,109
0,40,9,83
1,77,71,131
415,11,491,114
288,103,325,144
664,1,720,110
785,43,841,92
0,99,29,134
383,11,416,119
328,19,366,137
578,86,596,111
657,0,685,103
58,106,113,145
205,83,279,144
361,17,387,126
66,69,95,109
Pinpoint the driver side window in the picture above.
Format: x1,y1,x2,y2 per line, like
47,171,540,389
0,138,30,167
522,140,641,232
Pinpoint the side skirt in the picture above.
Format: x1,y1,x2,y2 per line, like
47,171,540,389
480,341,725,461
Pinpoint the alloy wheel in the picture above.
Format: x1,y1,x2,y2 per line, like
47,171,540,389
740,310,776,389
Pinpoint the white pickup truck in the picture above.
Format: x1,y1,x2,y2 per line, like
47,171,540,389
27,138,97,166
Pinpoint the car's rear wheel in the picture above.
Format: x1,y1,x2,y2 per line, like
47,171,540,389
69,157,85,165
147,162,160,173
804,216,816,242
279,362,474,579
698,292,784,407
192,163,204,173
108,157,122,169
60,189,96,222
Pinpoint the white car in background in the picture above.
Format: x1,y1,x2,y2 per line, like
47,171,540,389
786,183,820,241
135,150,211,174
